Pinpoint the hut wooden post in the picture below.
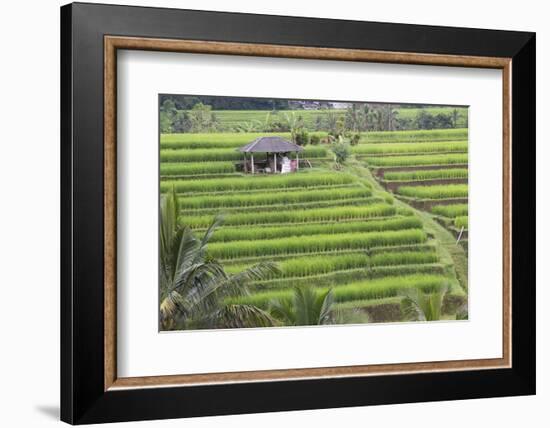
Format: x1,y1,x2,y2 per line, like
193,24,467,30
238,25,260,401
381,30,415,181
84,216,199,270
296,152,299,171
273,153,277,173
251,154,255,174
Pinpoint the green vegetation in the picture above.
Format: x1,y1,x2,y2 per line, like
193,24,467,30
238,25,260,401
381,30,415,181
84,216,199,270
396,184,468,200
229,274,449,307
227,253,370,278
331,140,352,165
159,189,279,330
160,96,468,133
162,171,355,193
366,153,468,167
209,217,422,243
161,146,327,162
361,128,467,143
160,161,236,176
160,132,294,149
369,250,438,267
431,204,468,218
384,168,468,181
226,248,439,280
160,129,468,149
400,283,449,321
270,287,335,326
158,97,469,330
179,186,372,209
184,204,396,228
208,229,426,259
352,141,467,156
454,216,469,229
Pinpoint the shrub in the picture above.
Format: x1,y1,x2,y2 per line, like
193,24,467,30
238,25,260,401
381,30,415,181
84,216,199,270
310,134,321,145
350,133,361,146
267,121,291,132
294,129,310,146
332,140,351,165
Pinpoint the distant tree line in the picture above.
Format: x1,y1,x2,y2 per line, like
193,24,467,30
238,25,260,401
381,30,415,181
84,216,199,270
160,98,466,134
160,100,221,133
159,95,291,111
342,104,464,131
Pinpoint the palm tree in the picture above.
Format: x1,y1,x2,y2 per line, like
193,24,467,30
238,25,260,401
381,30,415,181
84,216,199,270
399,284,449,322
323,108,339,135
373,107,385,131
383,104,398,131
269,286,335,326
451,108,460,128
345,103,366,132
159,188,279,330
283,111,304,143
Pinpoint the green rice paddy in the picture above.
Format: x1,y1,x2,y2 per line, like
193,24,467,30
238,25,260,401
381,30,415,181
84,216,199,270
161,126,468,324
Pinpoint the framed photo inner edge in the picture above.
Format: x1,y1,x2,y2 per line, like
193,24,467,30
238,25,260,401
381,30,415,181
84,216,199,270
61,2,535,424
104,36,512,391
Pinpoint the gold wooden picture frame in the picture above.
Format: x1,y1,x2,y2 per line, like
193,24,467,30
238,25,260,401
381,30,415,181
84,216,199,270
104,36,511,391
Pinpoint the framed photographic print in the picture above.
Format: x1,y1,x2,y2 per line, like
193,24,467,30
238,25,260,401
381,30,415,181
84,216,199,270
60,2,536,424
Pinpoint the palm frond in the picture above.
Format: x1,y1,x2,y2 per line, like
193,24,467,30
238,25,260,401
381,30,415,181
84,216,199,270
400,283,449,322
214,305,277,329
159,192,282,330
456,302,468,320
269,297,295,325
400,288,427,321
199,213,225,251
160,187,183,286
224,261,281,297
317,288,335,324
270,286,335,326
293,287,313,325
173,260,227,295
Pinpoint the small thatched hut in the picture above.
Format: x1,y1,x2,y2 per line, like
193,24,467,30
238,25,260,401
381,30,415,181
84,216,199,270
237,136,304,174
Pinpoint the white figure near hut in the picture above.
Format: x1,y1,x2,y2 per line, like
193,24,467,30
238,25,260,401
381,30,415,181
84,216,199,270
237,136,303,174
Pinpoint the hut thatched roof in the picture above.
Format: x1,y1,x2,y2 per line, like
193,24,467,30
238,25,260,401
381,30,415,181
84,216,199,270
237,136,304,153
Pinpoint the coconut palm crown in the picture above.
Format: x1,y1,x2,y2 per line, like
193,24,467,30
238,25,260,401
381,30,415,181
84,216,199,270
159,187,279,330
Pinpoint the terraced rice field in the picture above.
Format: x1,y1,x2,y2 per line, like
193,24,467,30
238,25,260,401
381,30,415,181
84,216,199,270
364,129,469,240
161,129,467,323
